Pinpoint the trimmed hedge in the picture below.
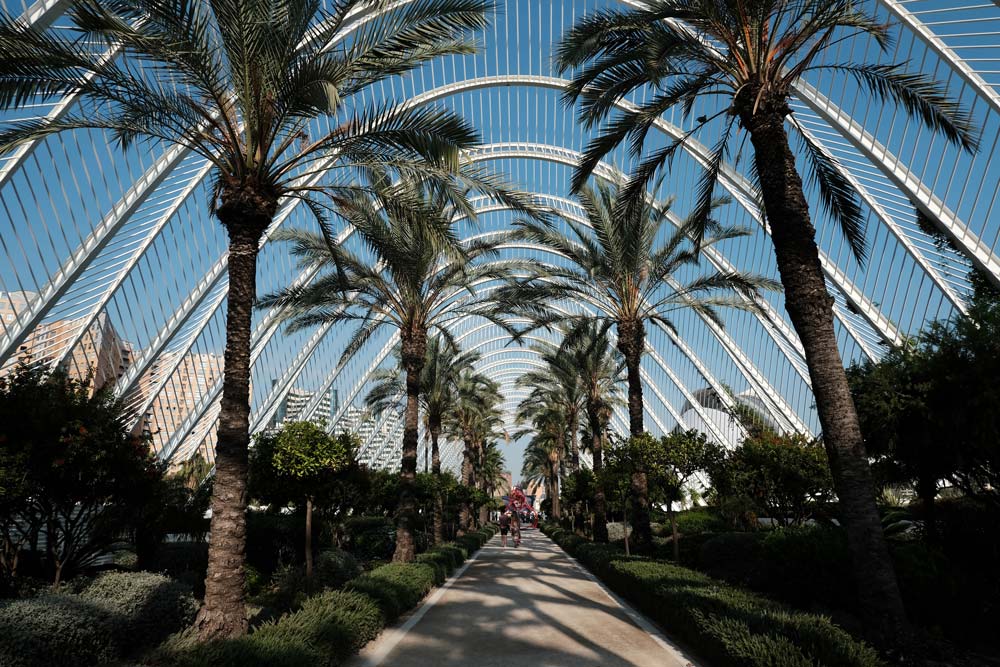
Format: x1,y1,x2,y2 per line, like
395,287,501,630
164,590,381,667
542,524,884,667
163,529,492,667
0,572,196,667
344,562,437,621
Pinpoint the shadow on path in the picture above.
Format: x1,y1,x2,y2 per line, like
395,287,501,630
349,530,697,667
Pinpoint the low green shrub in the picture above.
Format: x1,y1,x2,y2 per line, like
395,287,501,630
147,540,209,596
675,507,728,535
414,553,449,584
698,532,764,586
81,571,198,649
541,523,883,667
353,525,396,561
0,571,197,667
254,590,383,662
315,548,362,589
0,594,121,667
345,562,436,621
455,526,495,554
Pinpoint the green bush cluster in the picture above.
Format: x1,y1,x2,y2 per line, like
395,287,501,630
542,524,884,667
345,562,437,621
0,571,196,667
164,531,491,667
455,525,496,555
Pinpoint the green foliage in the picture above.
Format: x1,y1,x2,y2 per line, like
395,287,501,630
675,507,727,535
707,433,834,527
848,283,1000,508
345,563,437,621
165,523,491,667
0,594,121,667
315,548,362,590
0,364,160,586
80,571,198,649
250,423,352,508
165,590,382,667
0,571,195,667
542,524,883,667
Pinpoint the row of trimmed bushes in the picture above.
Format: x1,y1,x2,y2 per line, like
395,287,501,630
0,571,198,667
162,526,497,667
541,524,884,667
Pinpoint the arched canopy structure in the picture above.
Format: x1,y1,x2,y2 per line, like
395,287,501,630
2,0,999,472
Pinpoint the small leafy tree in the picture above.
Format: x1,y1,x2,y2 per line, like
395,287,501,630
0,364,158,587
708,433,834,528
250,422,351,578
652,431,724,560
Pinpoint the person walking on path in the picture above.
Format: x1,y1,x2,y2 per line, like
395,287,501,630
499,510,512,547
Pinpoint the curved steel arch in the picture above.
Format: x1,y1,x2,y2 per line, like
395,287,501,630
7,0,996,467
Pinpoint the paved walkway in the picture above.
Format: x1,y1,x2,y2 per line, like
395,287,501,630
350,530,698,667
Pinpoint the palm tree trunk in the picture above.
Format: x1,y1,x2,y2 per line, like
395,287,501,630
430,417,444,545
478,445,489,528
548,450,561,519
394,331,426,563
305,496,314,579
616,318,652,554
746,108,909,648
568,407,580,472
458,432,474,536
197,211,269,640
588,401,608,543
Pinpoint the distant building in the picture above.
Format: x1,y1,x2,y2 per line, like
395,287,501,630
1,291,132,396
269,385,339,428
336,404,402,471
677,387,783,448
137,351,225,453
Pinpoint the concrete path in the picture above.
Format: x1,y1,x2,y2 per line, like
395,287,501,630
351,530,698,667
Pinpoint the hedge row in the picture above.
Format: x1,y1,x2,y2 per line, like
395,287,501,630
164,527,496,667
541,524,884,667
0,571,197,667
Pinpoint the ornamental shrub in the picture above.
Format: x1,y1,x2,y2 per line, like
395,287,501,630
0,571,196,667
540,522,883,667
80,571,197,649
315,548,362,589
0,594,120,667
253,590,383,662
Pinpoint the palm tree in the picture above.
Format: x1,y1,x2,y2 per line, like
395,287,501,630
517,344,584,472
521,431,562,520
477,440,509,501
0,0,497,638
497,181,777,551
560,320,624,542
446,369,503,533
555,0,979,644
259,175,529,562
365,336,479,544
514,397,568,519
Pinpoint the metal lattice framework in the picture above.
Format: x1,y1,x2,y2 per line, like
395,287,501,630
2,0,1000,474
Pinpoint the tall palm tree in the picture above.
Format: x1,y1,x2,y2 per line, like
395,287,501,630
0,0,497,638
520,430,562,519
560,320,624,542
514,398,568,519
365,336,479,544
476,440,508,502
555,0,979,644
259,175,529,562
446,369,503,533
497,181,777,551
517,344,584,472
